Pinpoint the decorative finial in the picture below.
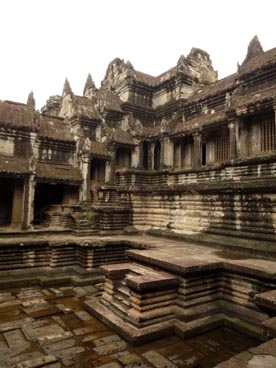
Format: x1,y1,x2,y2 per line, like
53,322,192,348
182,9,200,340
242,35,264,64
27,91,36,110
83,73,96,97
63,78,72,97
177,55,186,65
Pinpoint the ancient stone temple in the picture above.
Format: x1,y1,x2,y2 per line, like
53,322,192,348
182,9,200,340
0,36,276,367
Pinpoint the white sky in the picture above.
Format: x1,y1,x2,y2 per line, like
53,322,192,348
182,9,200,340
0,0,275,109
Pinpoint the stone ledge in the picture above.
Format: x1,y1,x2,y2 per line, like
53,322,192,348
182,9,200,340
84,298,175,345
255,290,276,312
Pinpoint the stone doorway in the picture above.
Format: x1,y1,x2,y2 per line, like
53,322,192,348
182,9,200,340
33,183,64,225
90,159,106,183
0,178,15,226
154,141,161,170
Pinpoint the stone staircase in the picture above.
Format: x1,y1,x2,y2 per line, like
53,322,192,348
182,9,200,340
93,187,132,233
41,205,98,235
42,205,74,229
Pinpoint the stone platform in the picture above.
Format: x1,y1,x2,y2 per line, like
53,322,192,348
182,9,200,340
84,235,276,340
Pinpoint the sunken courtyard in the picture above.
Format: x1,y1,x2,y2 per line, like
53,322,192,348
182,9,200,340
0,36,276,367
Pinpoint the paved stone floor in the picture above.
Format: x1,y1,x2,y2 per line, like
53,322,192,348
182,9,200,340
0,284,260,368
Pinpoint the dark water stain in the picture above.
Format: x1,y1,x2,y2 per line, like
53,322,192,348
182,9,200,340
213,250,250,260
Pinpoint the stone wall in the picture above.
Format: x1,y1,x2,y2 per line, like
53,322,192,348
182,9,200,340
115,158,276,242
130,192,276,239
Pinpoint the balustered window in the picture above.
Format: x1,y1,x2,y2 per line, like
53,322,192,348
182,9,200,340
116,148,131,168
260,118,275,152
90,159,106,181
214,136,230,163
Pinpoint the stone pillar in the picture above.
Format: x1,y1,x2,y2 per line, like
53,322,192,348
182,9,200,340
105,160,111,183
174,143,181,169
149,142,155,170
192,132,202,168
159,139,164,169
163,137,174,169
228,121,237,159
108,145,116,184
87,157,92,202
22,175,35,230
131,143,140,169
11,181,24,228
80,155,90,202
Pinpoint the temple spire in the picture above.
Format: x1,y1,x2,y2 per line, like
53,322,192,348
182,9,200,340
83,73,96,98
242,35,264,64
27,91,36,110
63,78,72,97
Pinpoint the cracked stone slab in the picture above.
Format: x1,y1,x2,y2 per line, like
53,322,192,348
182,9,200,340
17,291,44,300
21,299,47,307
22,320,50,330
142,350,177,368
43,338,76,354
0,318,34,333
93,334,123,347
22,303,49,314
14,354,58,368
73,326,101,336
26,306,60,319
38,332,73,347
0,348,30,363
82,333,101,342
93,341,127,356
118,353,146,366
23,324,64,341
5,352,43,366
3,329,28,348
54,346,85,359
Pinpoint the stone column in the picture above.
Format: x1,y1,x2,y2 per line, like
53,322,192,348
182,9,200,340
174,143,181,169
228,121,237,159
105,160,111,183
162,137,174,169
131,143,140,169
86,157,92,202
159,139,164,169
81,155,90,202
138,142,144,169
11,181,24,228
22,175,35,230
149,142,155,170
108,145,116,184
192,132,202,168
